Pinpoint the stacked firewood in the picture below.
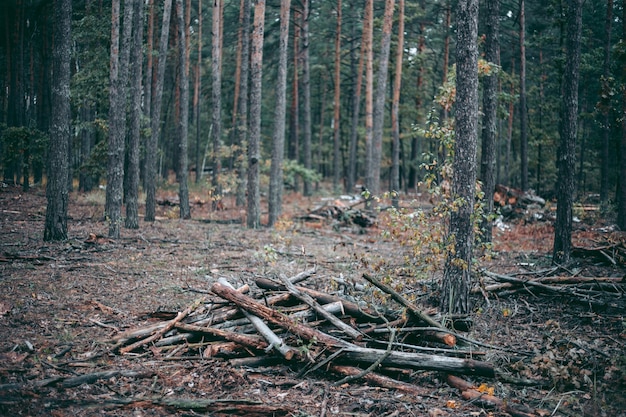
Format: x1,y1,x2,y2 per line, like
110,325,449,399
108,269,547,416
298,198,376,228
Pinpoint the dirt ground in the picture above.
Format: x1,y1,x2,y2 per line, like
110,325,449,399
1,183,625,417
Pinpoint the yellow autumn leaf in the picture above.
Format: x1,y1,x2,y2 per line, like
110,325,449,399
445,400,458,409
477,383,495,396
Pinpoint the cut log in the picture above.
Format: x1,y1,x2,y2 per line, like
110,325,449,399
211,282,349,349
339,345,495,377
255,278,385,323
217,279,297,360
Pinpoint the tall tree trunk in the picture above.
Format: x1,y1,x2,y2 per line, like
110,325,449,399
268,0,291,226
176,0,191,219
44,0,71,242
519,0,528,191
441,0,479,315
332,0,342,194
301,0,313,196
479,0,500,243
125,0,144,229
506,59,515,186
289,8,300,166
346,2,365,194
247,0,265,228
619,0,626,230
408,19,426,192
369,0,395,198
390,0,404,208
211,0,223,209
143,0,154,188
553,0,582,265
600,0,613,210
235,0,251,207
106,0,133,238
145,0,172,222
194,0,202,184
363,0,373,199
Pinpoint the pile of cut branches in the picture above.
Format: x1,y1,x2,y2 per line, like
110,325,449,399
477,268,626,310
107,269,547,416
298,198,375,228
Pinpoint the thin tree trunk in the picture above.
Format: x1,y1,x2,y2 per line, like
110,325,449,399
506,59,515,186
408,19,426,192
553,0,582,265
332,0,342,194
369,0,395,199
143,0,154,188
145,0,173,222
125,0,144,229
479,0,500,243
235,0,250,207
106,0,133,238
441,0,479,315
519,0,528,191
390,0,404,208
618,0,626,230
268,0,291,226
211,0,223,209
600,0,613,210
346,2,365,194
194,0,202,183
363,0,373,200
176,0,191,219
302,0,313,196
247,0,265,228
44,0,71,242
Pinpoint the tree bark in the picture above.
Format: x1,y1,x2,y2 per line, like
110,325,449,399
600,0,613,210
210,0,223,209
331,0,343,194
125,0,144,230
268,0,291,227
44,0,71,242
619,0,626,230
247,0,265,228
234,0,251,207
519,0,528,191
369,0,395,199
441,0,479,315
363,0,373,199
390,0,404,208
301,0,313,196
176,0,191,219
346,2,366,194
145,0,172,222
479,0,500,243
193,0,202,184
553,0,582,265
106,0,133,238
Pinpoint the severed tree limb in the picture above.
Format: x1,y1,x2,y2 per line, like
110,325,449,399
255,278,385,323
278,274,363,341
446,374,543,417
217,279,297,360
333,329,395,386
330,365,430,396
119,299,203,354
339,345,495,377
362,273,451,335
211,282,349,349
175,322,268,352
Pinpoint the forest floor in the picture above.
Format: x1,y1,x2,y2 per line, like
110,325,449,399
0,182,625,417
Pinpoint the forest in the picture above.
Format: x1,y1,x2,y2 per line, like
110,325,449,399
1,0,626,416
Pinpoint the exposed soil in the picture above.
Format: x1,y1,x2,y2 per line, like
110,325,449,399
1,183,625,417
